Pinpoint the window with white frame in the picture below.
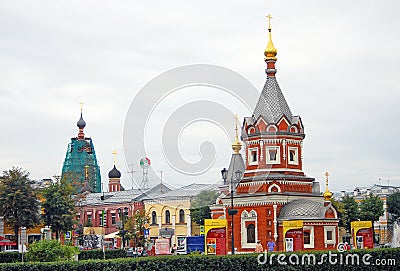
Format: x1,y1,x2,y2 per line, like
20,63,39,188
288,147,299,165
241,210,258,248
266,146,280,164
248,147,258,165
324,226,336,245
303,226,315,249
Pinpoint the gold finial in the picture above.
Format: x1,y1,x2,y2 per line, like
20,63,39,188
232,114,242,154
267,14,272,30
323,171,333,201
79,101,84,112
112,150,118,165
264,13,277,61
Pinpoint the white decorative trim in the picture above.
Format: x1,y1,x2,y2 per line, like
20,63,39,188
243,168,304,174
268,183,281,193
303,226,315,249
273,204,278,241
241,209,258,248
282,139,287,161
324,226,336,245
260,140,264,160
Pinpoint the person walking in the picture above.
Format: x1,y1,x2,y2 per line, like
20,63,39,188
267,238,276,252
255,240,263,253
171,244,178,255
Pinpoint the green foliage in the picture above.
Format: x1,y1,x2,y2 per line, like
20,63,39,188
331,198,346,228
0,248,398,271
0,252,21,263
42,177,75,240
78,249,126,260
359,193,384,226
125,209,150,247
190,190,219,225
387,191,400,222
342,195,360,233
25,239,79,262
0,167,41,241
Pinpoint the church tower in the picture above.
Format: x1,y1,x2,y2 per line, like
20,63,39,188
61,105,101,193
108,150,122,192
213,16,338,253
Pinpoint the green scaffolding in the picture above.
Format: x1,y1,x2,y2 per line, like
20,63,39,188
61,137,101,193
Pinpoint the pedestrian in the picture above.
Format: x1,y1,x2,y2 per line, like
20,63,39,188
171,244,178,255
267,238,276,252
255,240,263,253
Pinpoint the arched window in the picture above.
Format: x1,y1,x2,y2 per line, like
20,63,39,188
165,210,170,224
247,224,255,243
179,209,185,223
151,211,157,225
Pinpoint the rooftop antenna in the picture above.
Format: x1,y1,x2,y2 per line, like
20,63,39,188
139,157,151,189
378,178,381,185
160,170,163,193
127,163,137,189
387,179,390,186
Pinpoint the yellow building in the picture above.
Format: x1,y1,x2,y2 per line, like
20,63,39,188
144,183,217,246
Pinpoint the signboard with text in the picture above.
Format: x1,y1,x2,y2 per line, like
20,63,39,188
204,219,227,255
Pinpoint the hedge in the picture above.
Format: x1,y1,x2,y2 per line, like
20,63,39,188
0,248,398,271
78,249,126,260
0,249,126,263
0,253,20,263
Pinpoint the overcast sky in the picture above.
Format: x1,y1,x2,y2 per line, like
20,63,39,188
1,0,399,193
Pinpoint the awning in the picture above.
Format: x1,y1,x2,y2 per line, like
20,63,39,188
0,241,17,246
104,231,120,239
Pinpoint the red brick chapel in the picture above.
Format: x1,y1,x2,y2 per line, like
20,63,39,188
211,18,339,253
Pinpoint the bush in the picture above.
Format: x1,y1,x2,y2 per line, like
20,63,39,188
26,239,79,262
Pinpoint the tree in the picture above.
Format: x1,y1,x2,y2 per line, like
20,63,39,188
190,190,219,225
342,195,360,233
125,209,150,247
0,167,41,241
42,177,75,240
331,198,346,228
359,193,384,228
387,191,400,222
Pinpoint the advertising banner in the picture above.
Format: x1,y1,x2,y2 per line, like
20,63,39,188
351,221,373,249
204,219,227,255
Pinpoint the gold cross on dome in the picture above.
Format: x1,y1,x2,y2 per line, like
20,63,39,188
112,150,118,165
325,171,329,184
79,101,84,112
267,14,273,29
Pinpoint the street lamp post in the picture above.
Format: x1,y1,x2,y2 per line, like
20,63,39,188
221,168,242,255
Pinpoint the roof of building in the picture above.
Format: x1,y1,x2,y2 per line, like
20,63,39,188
226,153,245,185
145,183,220,201
76,183,171,206
77,112,86,129
253,77,293,124
108,165,121,179
278,199,327,220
